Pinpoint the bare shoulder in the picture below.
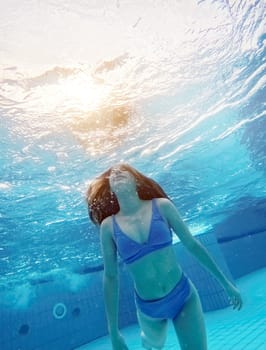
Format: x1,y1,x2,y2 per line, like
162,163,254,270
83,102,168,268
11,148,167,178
156,197,175,211
100,216,113,240
155,197,181,222
101,215,113,230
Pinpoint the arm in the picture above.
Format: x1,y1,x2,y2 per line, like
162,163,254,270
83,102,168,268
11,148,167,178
100,218,128,349
159,198,243,310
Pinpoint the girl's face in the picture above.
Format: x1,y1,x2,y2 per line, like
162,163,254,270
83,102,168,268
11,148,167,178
109,165,136,194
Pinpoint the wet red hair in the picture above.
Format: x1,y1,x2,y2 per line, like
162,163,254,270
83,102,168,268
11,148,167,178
87,164,169,225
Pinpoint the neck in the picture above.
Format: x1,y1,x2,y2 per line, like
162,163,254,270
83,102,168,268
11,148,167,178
116,191,142,215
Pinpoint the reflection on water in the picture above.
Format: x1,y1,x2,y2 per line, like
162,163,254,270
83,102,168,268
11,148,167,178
69,104,132,155
0,0,265,286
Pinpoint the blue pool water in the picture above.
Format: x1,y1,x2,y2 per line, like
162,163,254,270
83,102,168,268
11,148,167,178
0,0,265,349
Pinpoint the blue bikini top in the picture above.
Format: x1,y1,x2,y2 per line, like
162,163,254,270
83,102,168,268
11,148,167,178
112,199,172,264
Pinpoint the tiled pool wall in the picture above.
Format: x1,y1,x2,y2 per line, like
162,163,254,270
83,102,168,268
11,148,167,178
1,230,266,350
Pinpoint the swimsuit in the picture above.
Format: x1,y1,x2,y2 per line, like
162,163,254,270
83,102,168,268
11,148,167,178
112,198,191,320
111,199,172,264
135,273,191,319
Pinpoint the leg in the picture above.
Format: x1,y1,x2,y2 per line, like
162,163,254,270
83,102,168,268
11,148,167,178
137,308,168,350
173,281,207,350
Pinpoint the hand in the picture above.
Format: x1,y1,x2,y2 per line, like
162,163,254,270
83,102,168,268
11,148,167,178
111,332,129,350
225,282,243,310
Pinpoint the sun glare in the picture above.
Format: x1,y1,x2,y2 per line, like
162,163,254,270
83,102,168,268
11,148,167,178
58,72,108,112
53,70,133,156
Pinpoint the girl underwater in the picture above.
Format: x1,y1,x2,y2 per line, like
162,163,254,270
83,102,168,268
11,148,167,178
87,163,242,350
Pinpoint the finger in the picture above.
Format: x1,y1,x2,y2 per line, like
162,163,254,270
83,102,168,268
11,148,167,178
234,297,242,310
236,299,241,308
231,297,237,309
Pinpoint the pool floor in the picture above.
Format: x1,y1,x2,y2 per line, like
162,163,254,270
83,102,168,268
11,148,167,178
76,268,266,349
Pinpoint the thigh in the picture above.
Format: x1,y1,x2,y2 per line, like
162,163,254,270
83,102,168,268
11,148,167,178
137,308,168,350
173,281,207,350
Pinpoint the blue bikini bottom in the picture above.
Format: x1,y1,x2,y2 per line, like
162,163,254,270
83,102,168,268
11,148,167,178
135,273,191,319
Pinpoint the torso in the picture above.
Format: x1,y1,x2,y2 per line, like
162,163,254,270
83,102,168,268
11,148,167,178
128,246,183,299
111,198,183,300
